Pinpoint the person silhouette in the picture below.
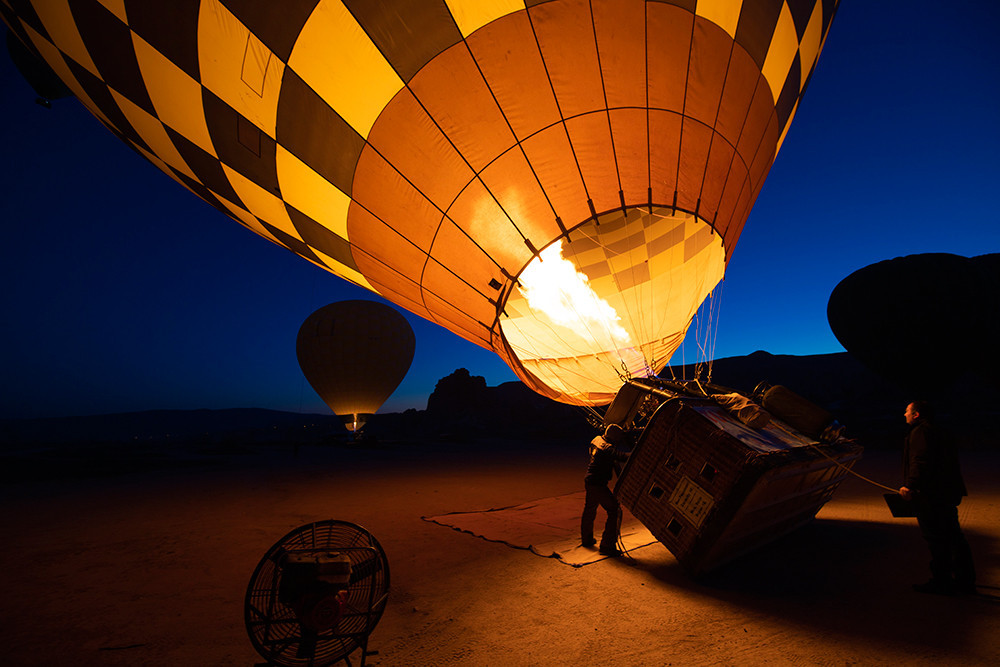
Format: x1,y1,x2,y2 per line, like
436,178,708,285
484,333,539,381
900,400,976,595
581,423,632,555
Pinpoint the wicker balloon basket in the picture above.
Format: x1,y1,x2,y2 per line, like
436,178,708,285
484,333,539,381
609,379,863,576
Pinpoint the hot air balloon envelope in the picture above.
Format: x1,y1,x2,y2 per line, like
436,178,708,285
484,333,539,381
297,300,415,431
2,0,838,405
827,253,999,392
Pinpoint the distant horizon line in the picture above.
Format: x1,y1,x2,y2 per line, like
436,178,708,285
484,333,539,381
3,349,854,422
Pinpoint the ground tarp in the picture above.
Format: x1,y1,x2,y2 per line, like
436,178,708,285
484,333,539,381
423,491,657,567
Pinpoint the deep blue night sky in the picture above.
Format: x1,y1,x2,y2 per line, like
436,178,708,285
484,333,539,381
2,1,998,420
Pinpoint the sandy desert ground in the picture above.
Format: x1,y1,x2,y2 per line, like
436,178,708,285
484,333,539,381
2,437,998,666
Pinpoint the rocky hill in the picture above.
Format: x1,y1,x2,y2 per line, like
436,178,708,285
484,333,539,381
3,351,997,454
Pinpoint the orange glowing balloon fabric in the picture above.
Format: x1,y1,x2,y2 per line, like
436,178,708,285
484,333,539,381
2,0,838,405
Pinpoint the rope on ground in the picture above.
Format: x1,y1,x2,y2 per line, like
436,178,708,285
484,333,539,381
615,506,639,561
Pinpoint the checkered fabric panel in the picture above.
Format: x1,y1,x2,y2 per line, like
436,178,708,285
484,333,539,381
568,208,712,297
1,0,839,405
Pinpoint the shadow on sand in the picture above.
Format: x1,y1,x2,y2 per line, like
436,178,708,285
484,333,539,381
621,517,997,652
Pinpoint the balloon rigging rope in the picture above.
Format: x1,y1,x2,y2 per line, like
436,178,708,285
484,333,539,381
606,439,898,561
501,284,599,386
767,420,898,493
504,214,723,406
701,281,725,383
807,441,899,493
503,316,626,405
694,291,713,381
570,222,654,383
607,445,899,563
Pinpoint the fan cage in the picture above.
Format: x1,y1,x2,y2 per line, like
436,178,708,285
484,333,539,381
245,520,390,667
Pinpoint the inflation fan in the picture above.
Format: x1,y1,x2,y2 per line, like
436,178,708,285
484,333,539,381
244,520,390,666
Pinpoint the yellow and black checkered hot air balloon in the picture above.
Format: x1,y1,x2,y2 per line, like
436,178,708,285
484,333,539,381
2,0,838,406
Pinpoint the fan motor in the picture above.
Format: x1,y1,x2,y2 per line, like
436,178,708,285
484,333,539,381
278,551,353,632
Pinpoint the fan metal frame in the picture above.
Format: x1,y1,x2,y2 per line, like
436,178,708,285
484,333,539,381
245,520,390,667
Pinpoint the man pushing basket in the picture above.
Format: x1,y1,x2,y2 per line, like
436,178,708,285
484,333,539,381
581,424,633,556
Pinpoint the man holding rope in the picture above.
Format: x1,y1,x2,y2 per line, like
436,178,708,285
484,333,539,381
900,400,976,595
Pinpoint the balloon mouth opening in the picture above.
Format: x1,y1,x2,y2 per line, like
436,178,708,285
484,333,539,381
340,413,374,432
497,206,726,406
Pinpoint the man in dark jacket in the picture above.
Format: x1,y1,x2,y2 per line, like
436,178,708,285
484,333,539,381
899,400,976,595
581,423,632,555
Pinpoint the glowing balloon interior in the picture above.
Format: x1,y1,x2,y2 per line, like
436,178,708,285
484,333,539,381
2,0,838,405
296,300,415,432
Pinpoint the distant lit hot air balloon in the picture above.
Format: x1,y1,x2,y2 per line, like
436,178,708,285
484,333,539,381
297,300,415,432
3,1,838,405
